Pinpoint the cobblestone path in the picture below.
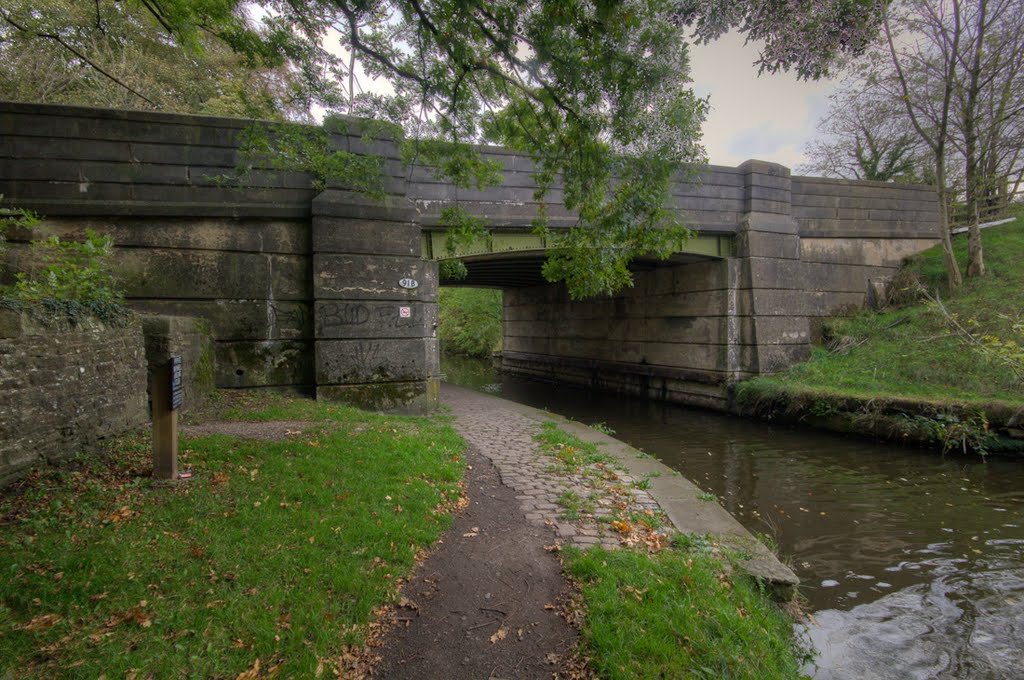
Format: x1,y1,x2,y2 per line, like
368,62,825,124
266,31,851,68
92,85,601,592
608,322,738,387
443,384,667,550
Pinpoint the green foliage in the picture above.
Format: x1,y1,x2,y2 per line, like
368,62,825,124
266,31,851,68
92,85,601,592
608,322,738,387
0,200,41,277
232,122,387,194
14,231,120,303
437,205,492,277
564,545,809,679
0,0,312,119
0,392,465,677
438,287,502,358
895,411,995,456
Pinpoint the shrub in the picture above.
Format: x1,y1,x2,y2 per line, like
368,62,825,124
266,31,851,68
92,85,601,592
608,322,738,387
438,287,502,357
5,229,128,323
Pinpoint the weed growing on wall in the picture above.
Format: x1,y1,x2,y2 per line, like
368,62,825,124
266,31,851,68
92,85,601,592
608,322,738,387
0,198,40,282
4,230,128,324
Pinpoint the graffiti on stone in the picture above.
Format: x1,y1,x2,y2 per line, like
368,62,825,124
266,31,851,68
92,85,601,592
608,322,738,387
319,302,370,331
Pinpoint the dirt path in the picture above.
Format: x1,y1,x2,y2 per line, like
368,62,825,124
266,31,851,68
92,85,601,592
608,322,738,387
374,443,578,678
374,386,582,678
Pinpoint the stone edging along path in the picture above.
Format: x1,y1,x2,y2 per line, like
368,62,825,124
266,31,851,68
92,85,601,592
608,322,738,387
441,384,798,593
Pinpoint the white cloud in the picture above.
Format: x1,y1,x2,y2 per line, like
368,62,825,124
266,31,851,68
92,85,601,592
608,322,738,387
689,33,838,170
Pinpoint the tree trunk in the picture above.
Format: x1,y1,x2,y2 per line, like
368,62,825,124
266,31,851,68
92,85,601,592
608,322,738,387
936,162,963,289
967,203,986,277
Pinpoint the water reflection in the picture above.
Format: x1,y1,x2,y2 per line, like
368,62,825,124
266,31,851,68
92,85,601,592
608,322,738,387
442,353,1024,679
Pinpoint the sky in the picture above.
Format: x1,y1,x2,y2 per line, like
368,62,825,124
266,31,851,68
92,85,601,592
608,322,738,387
689,33,840,171
319,29,842,173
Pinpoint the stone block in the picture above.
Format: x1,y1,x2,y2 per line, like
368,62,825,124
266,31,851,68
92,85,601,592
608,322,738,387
644,290,726,317
314,254,437,301
735,230,800,260
800,262,898,294
317,379,438,414
738,257,802,290
313,190,415,221
216,340,314,388
738,316,810,346
737,289,865,318
29,218,311,255
313,217,420,256
643,342,723,372
130,300,312,342
316,338,430,384
0,309,22,339
799,237,937,267
117,249,310,301
315,300,437,339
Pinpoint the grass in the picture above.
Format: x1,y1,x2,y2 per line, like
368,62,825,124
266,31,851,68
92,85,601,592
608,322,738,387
564,543,809,679
0,393,464,678
738,217,1024,407
534,421,617,474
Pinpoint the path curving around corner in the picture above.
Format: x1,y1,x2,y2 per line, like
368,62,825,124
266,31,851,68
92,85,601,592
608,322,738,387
375,384,797,677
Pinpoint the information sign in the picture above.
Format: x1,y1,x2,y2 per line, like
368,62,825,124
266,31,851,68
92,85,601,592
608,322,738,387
169,355,183,411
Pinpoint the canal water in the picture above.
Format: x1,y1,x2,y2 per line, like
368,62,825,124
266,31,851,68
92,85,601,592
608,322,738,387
442,353,1024,679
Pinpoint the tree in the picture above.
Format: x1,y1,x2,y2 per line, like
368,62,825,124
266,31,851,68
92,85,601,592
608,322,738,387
801,83,925,181
805,0,1024,287
0,1,312,119
4,0,887,298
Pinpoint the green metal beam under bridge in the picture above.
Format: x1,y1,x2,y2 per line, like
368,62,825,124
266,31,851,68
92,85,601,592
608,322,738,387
424,230,736,288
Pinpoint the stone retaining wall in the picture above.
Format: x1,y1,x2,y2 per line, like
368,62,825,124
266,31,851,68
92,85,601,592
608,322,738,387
0,311,147,484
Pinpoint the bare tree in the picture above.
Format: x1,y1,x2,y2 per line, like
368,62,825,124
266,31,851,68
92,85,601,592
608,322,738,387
882,0,964,288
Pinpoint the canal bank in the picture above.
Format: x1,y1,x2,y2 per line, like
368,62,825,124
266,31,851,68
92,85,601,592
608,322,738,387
734,219,1024,456
443,351,1024,678
441,383,799,592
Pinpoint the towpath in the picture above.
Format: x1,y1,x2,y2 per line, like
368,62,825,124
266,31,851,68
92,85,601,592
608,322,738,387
374,384,797,678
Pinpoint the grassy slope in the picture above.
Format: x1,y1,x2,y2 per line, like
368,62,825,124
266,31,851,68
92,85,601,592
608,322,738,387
0,394,464,678
740,216,1024,407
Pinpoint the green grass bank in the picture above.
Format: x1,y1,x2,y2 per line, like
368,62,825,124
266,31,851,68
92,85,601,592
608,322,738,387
737,215,1024,455
0,393,465,678
564,544,808,679
536,423,807,678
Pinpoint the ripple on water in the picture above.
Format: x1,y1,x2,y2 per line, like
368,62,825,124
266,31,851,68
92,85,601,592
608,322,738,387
802,565,1024,680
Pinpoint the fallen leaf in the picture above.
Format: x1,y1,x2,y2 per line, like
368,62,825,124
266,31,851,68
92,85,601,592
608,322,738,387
543,603,556,611
489,627,507,643
235,658,261,680
543,544,561,553
19,614,62,631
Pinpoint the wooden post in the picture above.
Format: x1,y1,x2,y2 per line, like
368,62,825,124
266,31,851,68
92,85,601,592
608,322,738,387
151,359,178,479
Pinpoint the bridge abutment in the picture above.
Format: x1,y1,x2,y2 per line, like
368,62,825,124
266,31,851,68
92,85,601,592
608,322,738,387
312,189,440,412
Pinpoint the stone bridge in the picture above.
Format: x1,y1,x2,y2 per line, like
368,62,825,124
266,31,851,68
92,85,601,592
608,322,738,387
0,102,939,411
